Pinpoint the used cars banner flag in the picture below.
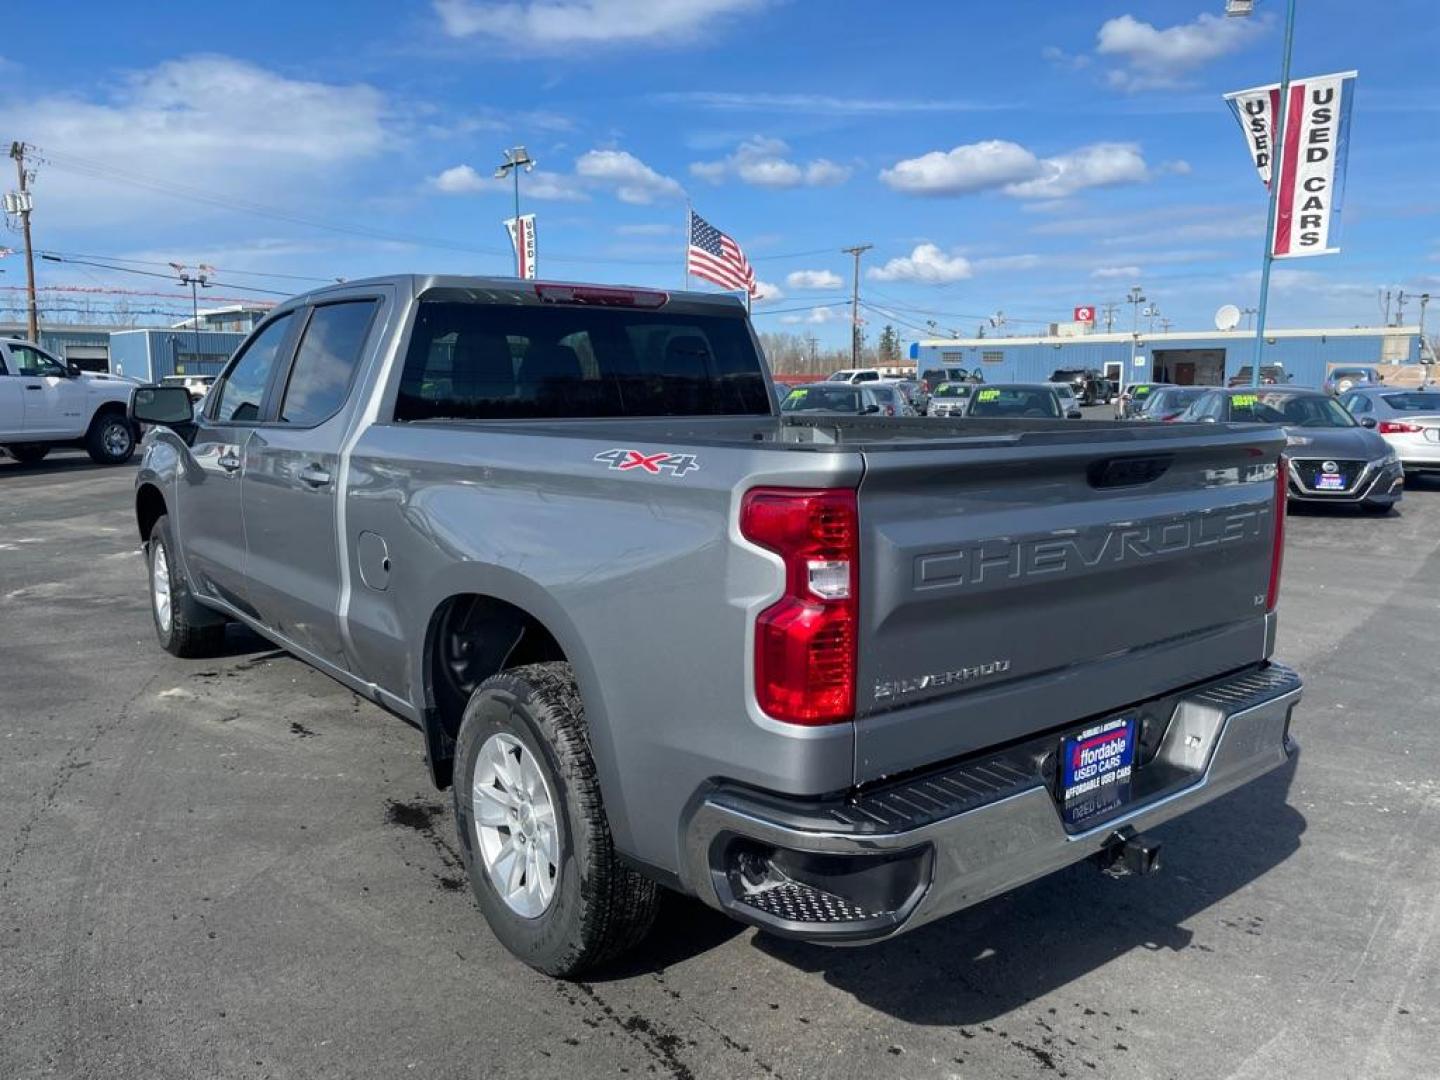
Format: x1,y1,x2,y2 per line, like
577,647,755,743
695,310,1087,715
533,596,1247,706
1224,71,1357,258
504,213,538,279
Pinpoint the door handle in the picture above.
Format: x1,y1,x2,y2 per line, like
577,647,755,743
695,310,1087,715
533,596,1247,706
298,464,332,488
217,454,242,473
25,384,42,391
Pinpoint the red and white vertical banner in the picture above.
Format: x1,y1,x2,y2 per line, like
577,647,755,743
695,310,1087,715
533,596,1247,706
1224,71,1357,258
504,213,538,279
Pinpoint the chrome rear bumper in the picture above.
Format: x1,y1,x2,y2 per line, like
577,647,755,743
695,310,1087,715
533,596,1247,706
683,663,1302,943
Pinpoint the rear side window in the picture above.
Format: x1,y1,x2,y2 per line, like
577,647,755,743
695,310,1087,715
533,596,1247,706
394,299,770,420
212,313,294,424
1380,392,1440,411
280,301,378,425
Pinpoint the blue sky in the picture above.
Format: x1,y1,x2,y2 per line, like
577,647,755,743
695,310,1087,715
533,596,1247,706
1,0,1437,346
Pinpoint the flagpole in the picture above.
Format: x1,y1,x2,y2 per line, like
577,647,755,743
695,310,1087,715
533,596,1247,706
683,201,692,290
1249,0,1297,388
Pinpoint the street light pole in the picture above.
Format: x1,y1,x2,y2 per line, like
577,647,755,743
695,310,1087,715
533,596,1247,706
495,146,535,277
1126,285,1146,388
1230,0,1298,387
170,263,213,366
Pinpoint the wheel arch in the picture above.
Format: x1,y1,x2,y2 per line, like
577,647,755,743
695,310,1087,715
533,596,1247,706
135,482,167,544
413,582,621,841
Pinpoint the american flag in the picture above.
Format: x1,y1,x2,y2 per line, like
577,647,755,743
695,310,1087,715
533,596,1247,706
687,210,757,297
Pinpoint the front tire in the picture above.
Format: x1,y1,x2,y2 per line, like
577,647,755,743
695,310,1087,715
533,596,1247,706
453,662,659,978
86,411,136,465
148,515,228,657
3,444,50,465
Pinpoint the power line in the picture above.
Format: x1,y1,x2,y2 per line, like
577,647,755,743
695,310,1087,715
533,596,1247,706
38,253,289,296
27,145,837,269
37,249,338,285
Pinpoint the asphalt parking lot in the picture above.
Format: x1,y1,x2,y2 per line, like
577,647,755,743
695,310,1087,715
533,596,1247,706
2,448,1437,1080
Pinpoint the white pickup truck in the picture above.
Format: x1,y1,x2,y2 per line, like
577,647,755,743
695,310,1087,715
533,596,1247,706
0,337,139,465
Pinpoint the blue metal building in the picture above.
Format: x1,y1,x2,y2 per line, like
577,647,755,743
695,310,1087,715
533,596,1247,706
911,325,1424,389
107,328,247,383
0,321,114,371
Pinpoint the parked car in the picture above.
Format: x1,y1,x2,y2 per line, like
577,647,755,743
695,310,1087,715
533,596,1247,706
1116,382,1171,419
129,274,1302,978
826,368,884,385
1048,367,1109,406
1338,386,1440,478
926,380,974,417
965,383,1079,420
1322,366,1381,396
1134,386,1209,422
782,384,888,415
0,337,140,465
919,365,981,394
1228,364,1291,387
1180,387,1402,513
886,378,928,415
1046,381,1081,417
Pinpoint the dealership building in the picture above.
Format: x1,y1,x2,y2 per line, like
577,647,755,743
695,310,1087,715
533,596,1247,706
910,325,1426,388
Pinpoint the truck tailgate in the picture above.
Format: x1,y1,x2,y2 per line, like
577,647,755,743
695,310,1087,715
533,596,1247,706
853,424,1285,784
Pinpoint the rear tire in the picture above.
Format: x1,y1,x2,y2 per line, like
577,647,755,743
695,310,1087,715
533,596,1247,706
148,515,228,657
3,444,50,465
453,661,659,978
85,411,136,465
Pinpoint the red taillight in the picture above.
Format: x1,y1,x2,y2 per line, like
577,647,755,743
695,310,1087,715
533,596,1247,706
740,488,858,725
1377,420,1423,434
1267,455,1287,612
534,283,669,308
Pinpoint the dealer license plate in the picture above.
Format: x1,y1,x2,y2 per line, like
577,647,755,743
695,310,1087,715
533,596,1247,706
1060,716,1136,827
1317,472,1346,490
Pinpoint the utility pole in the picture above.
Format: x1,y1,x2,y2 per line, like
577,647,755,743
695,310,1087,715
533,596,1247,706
1101,302,1119,333
1380,288,1392,326
1394,289,1407,326
1125,285,1146,391
1419,294,1430,361
1242,306,1258,330
842,244,872,367
7,142,38,343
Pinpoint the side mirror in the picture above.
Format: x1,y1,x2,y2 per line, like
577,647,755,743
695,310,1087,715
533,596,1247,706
131,385,197,436
65,362,83,378
862,403,880,414
1360,416,1377,428
1067,409,1083,420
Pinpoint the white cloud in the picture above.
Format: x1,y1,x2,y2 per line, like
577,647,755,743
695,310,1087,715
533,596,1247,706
879,140,1042,196
1092,265,1142,280
690,137,850,189
780,305,841,325
882,140,1153,200
868,244,973,284
1159,159,1192,175
575,149,684,203
434,0,764,48
752,280,784,302
1097,12,1265,91
0,55,389,227
428,163,588,200
786,269,843,289
1002,143,1150,199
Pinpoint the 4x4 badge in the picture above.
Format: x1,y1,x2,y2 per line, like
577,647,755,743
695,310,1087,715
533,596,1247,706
593,448,701,478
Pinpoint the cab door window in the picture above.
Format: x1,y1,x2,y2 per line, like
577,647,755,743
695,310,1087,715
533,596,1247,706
210,313,295,424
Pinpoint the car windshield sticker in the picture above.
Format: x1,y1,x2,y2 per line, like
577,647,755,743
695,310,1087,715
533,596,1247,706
593,448,701,477
1233,394,1258,408
1135,386,1151,395
977,388,1000,402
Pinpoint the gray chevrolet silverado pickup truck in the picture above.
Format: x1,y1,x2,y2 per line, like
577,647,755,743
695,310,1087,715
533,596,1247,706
130,275,1302,977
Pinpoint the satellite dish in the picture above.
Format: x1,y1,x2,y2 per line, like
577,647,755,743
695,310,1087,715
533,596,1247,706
1215,304,1242,331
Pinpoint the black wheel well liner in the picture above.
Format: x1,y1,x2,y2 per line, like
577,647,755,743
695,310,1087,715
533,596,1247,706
421,593,565,789
136,484,167,544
